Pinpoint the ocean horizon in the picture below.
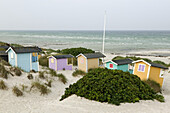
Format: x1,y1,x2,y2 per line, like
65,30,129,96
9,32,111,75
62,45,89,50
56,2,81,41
0,30,170,54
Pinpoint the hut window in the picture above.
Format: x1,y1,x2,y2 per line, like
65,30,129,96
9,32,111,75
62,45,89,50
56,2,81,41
68,58,72,64
160,69,164,78
51,59,54,63
11,53,14,59
138,64,145,72
109,64,113,68
80,58,84,64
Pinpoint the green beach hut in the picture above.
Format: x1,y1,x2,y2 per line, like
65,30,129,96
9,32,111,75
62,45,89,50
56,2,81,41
106,58,133,74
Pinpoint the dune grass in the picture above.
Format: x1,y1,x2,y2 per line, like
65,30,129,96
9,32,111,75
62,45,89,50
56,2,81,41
31,81,50,95
72,70,86,77
12,86,23,97
39,71,45,79
0,80,7,90
0,64,9,79
49,69,67,84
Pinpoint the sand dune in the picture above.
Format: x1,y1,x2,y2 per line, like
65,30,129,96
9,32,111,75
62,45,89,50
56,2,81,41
0,54,170,113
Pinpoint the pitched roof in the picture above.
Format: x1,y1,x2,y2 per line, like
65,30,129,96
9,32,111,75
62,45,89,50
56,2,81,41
133,60,168,69
7,47,42,53
79,52,106,59
53,54,74,59
112,58,133,65
149,62,168,70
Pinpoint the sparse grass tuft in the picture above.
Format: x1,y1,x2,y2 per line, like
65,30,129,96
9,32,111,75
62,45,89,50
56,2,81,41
72,70,86,77
49,68,67,84
27,74,33,80
0,64,9,79
31,81,50,95
12,86,23,97
39,71,45,79
14,67,22,76
45,80,52,87
0,80,7,90
21,84,28,91
57,73,67,84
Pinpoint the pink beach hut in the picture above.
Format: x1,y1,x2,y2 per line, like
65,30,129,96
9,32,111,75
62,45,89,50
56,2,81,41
48,55,74,71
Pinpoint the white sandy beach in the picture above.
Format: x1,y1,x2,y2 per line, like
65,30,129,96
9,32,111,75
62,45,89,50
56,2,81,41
0,53,170,113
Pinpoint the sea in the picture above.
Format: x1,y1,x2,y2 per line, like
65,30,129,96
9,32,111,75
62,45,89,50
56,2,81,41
0,30,170,54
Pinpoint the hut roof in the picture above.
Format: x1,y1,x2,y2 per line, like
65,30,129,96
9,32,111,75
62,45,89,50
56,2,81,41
112,58,133,65
77,52,106,59
6,47,42,53
53,54,74,59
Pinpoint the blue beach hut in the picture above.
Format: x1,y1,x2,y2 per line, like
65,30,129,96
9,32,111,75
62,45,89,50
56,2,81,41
6,47,42,72
106,59,133,74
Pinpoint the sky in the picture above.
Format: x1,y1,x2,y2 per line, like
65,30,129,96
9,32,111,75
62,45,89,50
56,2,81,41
0,0,170,30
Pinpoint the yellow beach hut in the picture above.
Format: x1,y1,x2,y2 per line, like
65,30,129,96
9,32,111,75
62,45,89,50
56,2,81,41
76,52,106,72
132,60,168,87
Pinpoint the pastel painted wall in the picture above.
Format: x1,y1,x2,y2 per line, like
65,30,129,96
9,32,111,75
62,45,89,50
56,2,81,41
78,55,87,72
57,58,72,71
87,58,99,70
49,57,57,71
149,66,163,87
17,53,31,72
133,61,149,80
117,64,129,72
8,49,16,67
106,62,117,70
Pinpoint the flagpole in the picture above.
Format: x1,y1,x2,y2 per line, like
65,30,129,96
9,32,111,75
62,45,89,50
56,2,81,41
102,11,106,54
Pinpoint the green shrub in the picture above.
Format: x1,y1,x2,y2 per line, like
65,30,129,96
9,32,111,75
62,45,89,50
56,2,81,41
39,56,49,67
12,86,23,97
39,71,45,79
72,70,86,77
0,80,7,90
31,81,50,95
153,60,169,67
144,79,161,93
60,68,164,105
61,47,95,57
0,64,8,79
112,56,152,63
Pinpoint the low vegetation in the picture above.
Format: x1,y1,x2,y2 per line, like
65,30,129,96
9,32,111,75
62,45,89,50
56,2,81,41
144,79,161,93
60,47,95,57
39,56,49,67
14,67,22,76
39,71,45,79
27,74,33,80
49,69,67,84
45,80,52,87
12,86,23,97
0,80,7,90
31,81,50,95
0,64,9,79
72,70,86,77
112,56,170,67
60,68,164,105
